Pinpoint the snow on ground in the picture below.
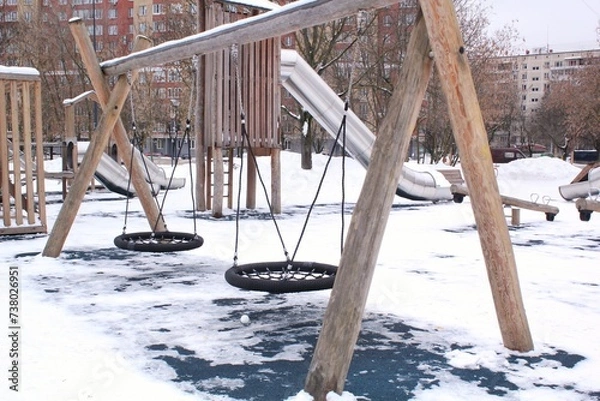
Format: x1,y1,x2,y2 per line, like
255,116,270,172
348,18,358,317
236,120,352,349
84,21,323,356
1,153,599,401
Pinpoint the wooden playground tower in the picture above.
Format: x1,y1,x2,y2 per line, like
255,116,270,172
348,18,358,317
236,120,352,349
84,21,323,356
42,1,534,399
199,1,281,216
0,66,47,236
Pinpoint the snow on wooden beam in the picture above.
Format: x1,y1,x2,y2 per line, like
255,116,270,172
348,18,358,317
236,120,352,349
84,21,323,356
99,0,399,76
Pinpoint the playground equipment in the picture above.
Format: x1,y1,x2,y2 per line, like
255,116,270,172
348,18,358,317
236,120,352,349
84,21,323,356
280,49,453,202
43,1,534,399
225,62,344,292
0,66,47,236
558,163,600,201
559,163,600,221
450,184,559,222
113,114,203,253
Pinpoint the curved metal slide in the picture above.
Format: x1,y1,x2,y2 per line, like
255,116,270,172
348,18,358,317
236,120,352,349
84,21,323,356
77,142,185,197
280,50,452,201
559,167,600,201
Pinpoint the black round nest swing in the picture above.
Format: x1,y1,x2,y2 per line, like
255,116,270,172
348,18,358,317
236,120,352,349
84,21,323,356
114,105,203,253
223,48,350,293
114,231,203,253
225,260,337,293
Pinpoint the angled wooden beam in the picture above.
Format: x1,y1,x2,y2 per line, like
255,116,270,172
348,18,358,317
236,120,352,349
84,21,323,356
100,0,401,76
419,0,533,351
304,12,433,400
69,18,166,233
42,37,150,258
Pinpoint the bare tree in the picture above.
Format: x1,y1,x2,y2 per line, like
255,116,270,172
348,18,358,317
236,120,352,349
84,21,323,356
534,60,600,160
419,0,520,163
291,18,357,169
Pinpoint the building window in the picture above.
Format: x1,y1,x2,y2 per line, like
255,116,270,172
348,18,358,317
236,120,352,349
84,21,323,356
531,87,539,92
522,63,527,69
522,84,527,91
24,12,32,22
532,77,540,81
532,66,540,70
522,95,527,101
555,61,563,67
5,11,18,21
7,0,17,5
544,62,550,68
383,15,392,27
152,4,163,14
108,25,118,35
521,73,527,80
128,8,133,18
138,5,147,16
283,36,293,47
108,9,117,19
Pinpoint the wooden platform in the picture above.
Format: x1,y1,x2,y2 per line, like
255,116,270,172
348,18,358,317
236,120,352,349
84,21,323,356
450,184,559,221
575,198,600,221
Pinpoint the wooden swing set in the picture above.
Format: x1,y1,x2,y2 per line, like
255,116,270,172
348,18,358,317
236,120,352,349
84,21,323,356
42,0,534,399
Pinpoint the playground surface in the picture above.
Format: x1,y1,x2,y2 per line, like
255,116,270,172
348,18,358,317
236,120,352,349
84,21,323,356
1,152,599,401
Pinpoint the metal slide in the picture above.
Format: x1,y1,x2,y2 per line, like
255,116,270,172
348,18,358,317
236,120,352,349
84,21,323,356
77,142,185,197
280,50,452,201
559,167,600,200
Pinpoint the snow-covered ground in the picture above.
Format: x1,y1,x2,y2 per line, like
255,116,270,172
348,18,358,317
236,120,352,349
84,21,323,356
1,152,599,401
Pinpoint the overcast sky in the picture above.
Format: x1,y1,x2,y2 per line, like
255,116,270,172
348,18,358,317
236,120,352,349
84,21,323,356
486,0,599,51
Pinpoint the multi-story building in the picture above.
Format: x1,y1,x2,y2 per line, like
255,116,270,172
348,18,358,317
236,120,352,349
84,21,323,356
496,47,600,116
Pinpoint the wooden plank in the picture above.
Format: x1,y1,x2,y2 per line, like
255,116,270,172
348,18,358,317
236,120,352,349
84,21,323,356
101,0,402,76
10,82,22,225
0,225,47,236
21,82,36,225
35,80,47,231
67,19,165,232
570,162,600,184
420,0,532,352
450,184,559,219
0,81,10,227
304,11,433,400
42,38,148,258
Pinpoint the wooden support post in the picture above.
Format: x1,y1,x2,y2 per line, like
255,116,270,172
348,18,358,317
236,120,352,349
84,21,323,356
34,80,47,230
304,12,433,400
511,208,521,226
10,82,22,225
419,0,532,351
21,82,35,224
68,18,165,232
246,151,257,209
42,37,148,258
0,83,9,227
271,148,281,215
212,46,224,218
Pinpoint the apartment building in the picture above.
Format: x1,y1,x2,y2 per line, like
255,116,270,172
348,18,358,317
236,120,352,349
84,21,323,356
496,47,600,116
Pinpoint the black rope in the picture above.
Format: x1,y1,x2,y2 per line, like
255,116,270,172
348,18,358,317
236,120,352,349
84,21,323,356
341,100,348,254
122,122,138,234
233,116,246,267
239,115,291,263
290,111,348,261
184,120,198,235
